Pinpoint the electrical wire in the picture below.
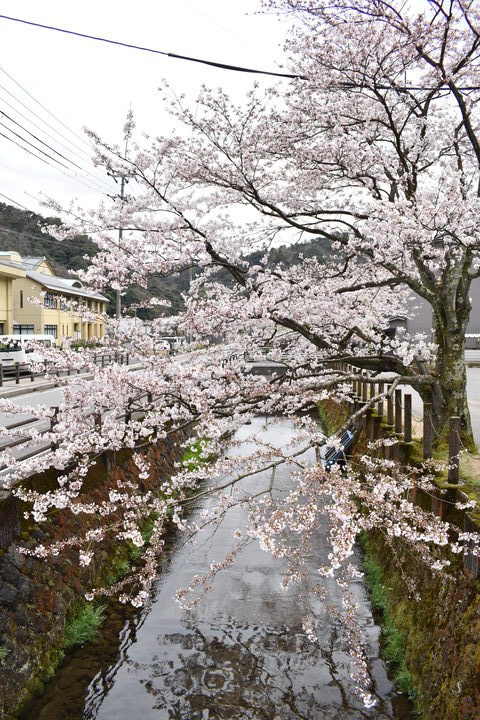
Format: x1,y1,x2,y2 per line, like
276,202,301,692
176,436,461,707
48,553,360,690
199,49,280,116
0,224,56,244
0,129,110,195
0,162,99,210
0,120,77,172
0,83,113,191
0,117,112,193
0,14,301,80
0,107,113,191
0,125,109,194
0,192,29,210
0,63,95,150
0,109,84,170
0,90,95,166
2,14,480,91
0,63,116,190
177,0,278,67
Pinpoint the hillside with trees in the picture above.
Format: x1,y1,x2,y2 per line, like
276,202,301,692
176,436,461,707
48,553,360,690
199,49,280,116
0,202,331,317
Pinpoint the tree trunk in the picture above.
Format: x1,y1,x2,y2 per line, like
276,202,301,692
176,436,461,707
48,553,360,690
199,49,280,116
425,310,475,451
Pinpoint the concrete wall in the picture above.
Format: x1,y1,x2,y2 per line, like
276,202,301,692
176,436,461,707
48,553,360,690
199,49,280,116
319,397,480,720
0,263,26,334
402,277,480,339
12,277,43,334
0,277,13,334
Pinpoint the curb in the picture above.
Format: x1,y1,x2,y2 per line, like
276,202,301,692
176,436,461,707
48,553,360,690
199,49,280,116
0,381,59,399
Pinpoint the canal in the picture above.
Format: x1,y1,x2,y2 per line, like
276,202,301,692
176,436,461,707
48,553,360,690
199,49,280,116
23,418,413,720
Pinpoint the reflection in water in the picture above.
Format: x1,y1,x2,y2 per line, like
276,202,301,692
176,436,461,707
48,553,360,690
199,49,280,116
99,618,393,720
23,419,413,720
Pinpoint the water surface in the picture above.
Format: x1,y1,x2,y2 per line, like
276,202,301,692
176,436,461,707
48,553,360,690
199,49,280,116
24,418,413,720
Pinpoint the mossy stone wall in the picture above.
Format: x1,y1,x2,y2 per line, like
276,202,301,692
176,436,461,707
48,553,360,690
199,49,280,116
320,398,480,720
364,533,480,719
0,430,188,719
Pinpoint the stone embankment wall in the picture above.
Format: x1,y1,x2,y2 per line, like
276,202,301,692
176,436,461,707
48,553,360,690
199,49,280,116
0,431,188,719
320,399,480,720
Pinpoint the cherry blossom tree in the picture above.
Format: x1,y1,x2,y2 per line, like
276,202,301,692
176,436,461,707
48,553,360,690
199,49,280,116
2,0,480,706
250,0,480,445
75,0,480,445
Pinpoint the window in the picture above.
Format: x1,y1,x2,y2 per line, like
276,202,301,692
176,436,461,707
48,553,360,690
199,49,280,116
44,293,57,309
20,290,23,309
0,340,21,352
13,324,34,335
44,325,58,339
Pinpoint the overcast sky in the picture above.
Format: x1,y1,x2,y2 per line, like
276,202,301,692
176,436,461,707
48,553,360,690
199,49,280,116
0,1,291,217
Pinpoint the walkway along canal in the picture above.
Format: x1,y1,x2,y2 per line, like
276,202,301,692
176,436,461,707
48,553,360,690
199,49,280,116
23,418,413,720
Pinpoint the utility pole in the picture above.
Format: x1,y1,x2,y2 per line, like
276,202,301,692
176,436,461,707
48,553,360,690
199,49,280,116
108,126,132,321
107,171,129,320
116,175,126,321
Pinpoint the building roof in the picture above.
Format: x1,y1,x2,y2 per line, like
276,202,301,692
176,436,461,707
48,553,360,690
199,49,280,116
19,256,46,271
0,261,26,279
0,254,108,302
25,270,109,302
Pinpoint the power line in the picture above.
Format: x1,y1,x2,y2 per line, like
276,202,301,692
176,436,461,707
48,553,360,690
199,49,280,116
1,14,479,92
0,14,301,80
0,120,76,172
0,161,101,206
0,78,93,159
178,0,277,67
0,64,116,189
0,113,113,192
335,81,480,92
0,129,110,195
0,107,113,190
0,63,94,150
0,193,29,211
0,123,109,194
0,82,113,190
0,91,99,168
1,109,83,169
0,224,55,244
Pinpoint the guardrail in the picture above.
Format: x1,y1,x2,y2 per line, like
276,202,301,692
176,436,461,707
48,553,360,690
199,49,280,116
0,351,130,387
324,429,355,470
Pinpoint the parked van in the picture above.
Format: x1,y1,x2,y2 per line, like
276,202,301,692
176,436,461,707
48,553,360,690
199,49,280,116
0,335,55,366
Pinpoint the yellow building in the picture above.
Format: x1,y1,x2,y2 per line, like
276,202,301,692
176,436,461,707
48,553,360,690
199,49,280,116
0,252,108,345
0,260,26,334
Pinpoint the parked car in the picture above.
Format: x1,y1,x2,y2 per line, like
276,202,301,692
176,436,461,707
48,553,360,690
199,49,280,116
161,336,186,353
0,334,55,366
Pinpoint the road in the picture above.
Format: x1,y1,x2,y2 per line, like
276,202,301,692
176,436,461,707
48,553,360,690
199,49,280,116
0,361,478,480
0,386,64,426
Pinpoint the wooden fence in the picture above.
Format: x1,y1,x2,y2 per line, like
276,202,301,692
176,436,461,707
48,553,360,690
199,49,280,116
335,362,461,476
333,362,479,578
